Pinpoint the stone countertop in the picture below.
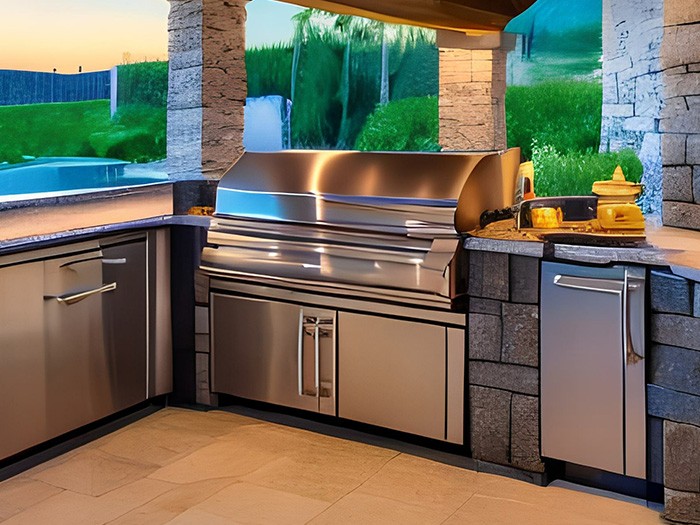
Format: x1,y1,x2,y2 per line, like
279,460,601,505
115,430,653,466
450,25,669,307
464,225,700,282
0,180,215,257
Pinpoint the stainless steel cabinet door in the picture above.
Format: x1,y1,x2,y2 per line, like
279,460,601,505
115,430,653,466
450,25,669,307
43,252,115,437
338,312,446,440
0,261,47,460
541,262,625,475
102,240,148,411
211,294,320,413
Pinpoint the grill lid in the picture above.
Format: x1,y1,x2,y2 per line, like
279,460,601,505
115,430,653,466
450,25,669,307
214,149,520,234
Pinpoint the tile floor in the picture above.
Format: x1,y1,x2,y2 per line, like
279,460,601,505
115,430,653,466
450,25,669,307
0,408,665,524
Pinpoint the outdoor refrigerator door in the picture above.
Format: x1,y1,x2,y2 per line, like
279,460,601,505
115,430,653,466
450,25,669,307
541,262,625,475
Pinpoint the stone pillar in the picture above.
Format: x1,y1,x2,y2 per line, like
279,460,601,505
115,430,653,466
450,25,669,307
649,269,700,524
201,0,247,178
167,0,247,181
168,0,203,180
438,31,512,151
600,0,664,215
660,0,700,230
467,251,545,476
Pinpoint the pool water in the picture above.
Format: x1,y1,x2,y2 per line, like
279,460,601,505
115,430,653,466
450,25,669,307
0,157,168,199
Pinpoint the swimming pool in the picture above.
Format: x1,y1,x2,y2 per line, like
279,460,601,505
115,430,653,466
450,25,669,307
0,157,168,199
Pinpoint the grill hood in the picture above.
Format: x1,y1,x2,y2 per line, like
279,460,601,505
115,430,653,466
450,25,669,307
202,149,520,307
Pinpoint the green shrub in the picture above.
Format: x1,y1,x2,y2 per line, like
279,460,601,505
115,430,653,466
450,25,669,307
246,45,293,100
506,80,602,160
117,62,168,107
390,41,438,100
354,96,440,151
0,100,112,162
532,141,643,197
89,104,166,163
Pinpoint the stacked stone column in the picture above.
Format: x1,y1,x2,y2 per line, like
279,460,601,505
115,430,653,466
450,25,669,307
466,251,544,474
168,0,247,181
648,270,700,524
660,0,700,230
438,32,511,151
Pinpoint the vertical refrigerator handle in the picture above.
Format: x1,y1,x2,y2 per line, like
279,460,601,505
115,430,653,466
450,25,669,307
298,312,304,396
315,318,334,398
624,277,644,364
314,325,320,397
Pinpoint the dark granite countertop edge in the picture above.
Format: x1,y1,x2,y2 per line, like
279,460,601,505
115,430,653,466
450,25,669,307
463,235,699,282
0,215,211,257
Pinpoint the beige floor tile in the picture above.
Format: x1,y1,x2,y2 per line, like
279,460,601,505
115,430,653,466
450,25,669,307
240,426,397,502
470,474,663,524
150,409,263,438
185,481,329,524
165,508,239,525
444,493,624,525
309,491,444,525
29,448,158,496
2,478,173,525
97,423,217,467
147,433,280,484
106,477,238,525
0,477,63,521
354,453,477,518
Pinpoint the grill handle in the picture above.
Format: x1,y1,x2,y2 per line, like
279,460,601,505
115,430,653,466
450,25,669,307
46,282,117,306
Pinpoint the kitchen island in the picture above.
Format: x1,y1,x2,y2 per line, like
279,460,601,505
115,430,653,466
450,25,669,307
1,187,699,523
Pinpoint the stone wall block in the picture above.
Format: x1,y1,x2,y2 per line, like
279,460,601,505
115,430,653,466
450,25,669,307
469,297,502,316
662,24,700,70
470,386,511,465
664,489,700,525
662,134,687,165
693,166,700,203
652,313,700,350
623,116,656,132
635,73,664,117
648,384,700,427
501,303,539,367
665,72,700,98
650,344,700,396
688,135,700,165
664,0,700,26
664,420,700,492
694,283,700,317
510,395,545,473
168,67,203,110
169,0,203,32
663,201,700,231
470,361,538,396
170,48,204,71
469,313,502,361
509,255,539,304
660,96,700,134
651,270,693,313
648,416,665,485
468,251,509,301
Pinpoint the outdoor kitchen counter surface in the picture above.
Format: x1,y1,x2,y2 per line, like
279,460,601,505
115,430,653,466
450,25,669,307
0,181,212,257
464,224,700,281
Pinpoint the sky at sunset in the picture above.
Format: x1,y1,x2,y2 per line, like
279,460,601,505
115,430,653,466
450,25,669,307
0,0,169,73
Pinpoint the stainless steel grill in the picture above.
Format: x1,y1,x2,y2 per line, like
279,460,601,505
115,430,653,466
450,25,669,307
200,149,520,309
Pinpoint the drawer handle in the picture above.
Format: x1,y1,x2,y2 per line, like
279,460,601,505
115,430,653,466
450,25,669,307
47,282,117,306
102,258,127,265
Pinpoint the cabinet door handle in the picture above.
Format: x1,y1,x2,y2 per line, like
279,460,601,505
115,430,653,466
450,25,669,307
314,325,320,397
102,258,127,265
47,282,117,306
553,274,623,295
298,311,305,396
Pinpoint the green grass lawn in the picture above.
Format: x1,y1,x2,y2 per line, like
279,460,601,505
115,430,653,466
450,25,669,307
0,100,165,164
